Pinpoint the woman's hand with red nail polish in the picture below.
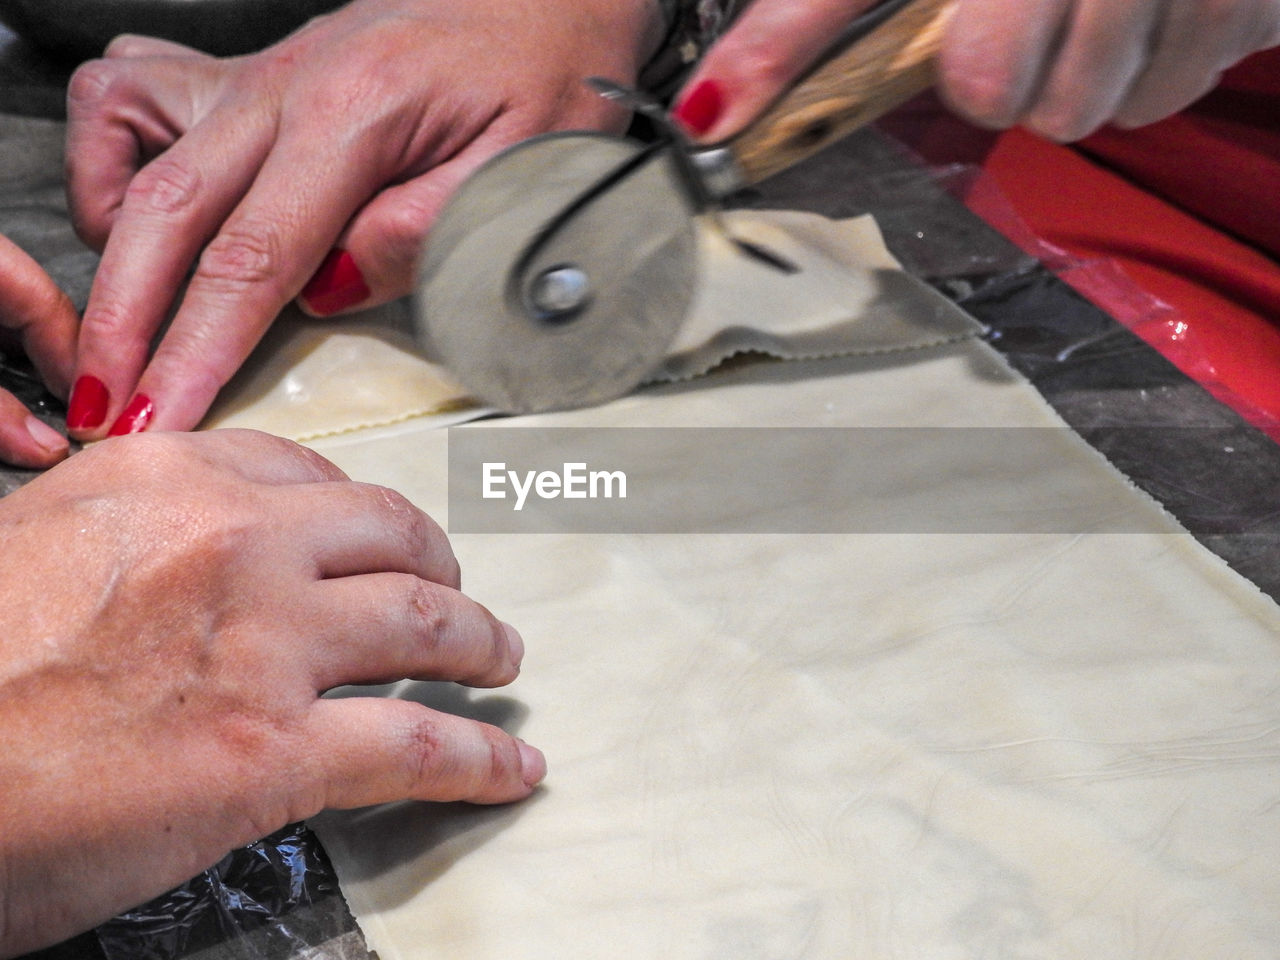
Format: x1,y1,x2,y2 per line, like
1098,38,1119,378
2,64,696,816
0,234,77,469
672,0,883,143
64,0,668,440
674,0,1280,146
0,429,542,956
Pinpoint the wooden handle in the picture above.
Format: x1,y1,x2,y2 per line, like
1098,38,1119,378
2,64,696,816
728,0,956,184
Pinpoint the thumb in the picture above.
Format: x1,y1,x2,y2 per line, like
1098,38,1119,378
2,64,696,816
671,0,882,143
297,128,531,317
0,235,78,396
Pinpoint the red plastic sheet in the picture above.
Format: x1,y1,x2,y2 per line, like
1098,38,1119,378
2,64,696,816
884,49,1280,439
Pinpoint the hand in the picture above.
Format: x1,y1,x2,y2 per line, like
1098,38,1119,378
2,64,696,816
672,0,1280,143
0,234,77,468
63,0,664,439
0,430,542,957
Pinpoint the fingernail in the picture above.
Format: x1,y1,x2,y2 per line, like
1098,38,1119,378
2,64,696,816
672,79,724,137
25,414,67,454
502,621,525,669
107,393,154,436
66,374,109,430
517,740,546,787
300,249,370,315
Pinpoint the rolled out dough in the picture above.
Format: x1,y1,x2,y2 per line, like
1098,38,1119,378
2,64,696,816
308,345,1280,959
292,230,1280,957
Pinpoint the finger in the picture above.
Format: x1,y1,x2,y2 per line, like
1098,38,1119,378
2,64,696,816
109,106,412,435
69,88,274,440
307,573,522,691
0,391,68,468
0,235,78,395
104,33,213,60
298,121,541,316
309,697,545,807
65,55,222,251
937,0,1069,130
278,480,461,587
670,0,882,143
1017,0,1158,141
1113,0,1277,129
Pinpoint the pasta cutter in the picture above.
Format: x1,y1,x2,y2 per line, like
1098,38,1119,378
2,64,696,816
415,0,955,413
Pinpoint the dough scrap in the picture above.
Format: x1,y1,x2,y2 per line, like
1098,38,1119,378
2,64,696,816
201,302,476,441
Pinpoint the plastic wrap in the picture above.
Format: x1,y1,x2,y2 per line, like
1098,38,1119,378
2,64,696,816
94,824,365,960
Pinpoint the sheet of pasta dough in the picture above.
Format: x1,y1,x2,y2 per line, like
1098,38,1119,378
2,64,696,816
306,344,1280,956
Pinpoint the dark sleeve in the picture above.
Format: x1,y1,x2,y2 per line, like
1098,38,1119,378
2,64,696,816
640,0,745,99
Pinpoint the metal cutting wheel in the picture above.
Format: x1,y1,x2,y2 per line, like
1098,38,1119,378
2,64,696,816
416,132,700,413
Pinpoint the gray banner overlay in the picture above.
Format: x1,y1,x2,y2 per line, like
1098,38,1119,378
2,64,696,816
446,427,1194,534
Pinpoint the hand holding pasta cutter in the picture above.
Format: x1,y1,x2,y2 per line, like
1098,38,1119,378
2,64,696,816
415,0,955,413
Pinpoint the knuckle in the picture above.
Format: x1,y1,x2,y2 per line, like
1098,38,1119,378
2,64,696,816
126,155,203,217
273,436,347,481
484,735,513,790
93,431,189,488
66,59,121,114
401,709,515,800
407,578,448,650
194,222,286,294
734,42,801,93
377,198,437,272
403,710,447,791
289,441,349,482
79,296,135,341
103,33,149,58
376,484,434,551
154,336,234,399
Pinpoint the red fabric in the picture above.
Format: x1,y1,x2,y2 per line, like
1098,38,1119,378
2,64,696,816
882,50,1280,435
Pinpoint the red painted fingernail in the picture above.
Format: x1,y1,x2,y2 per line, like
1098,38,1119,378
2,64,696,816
66,375,110,430
107,393,154,436
673,79,724,137
300,249,370,315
